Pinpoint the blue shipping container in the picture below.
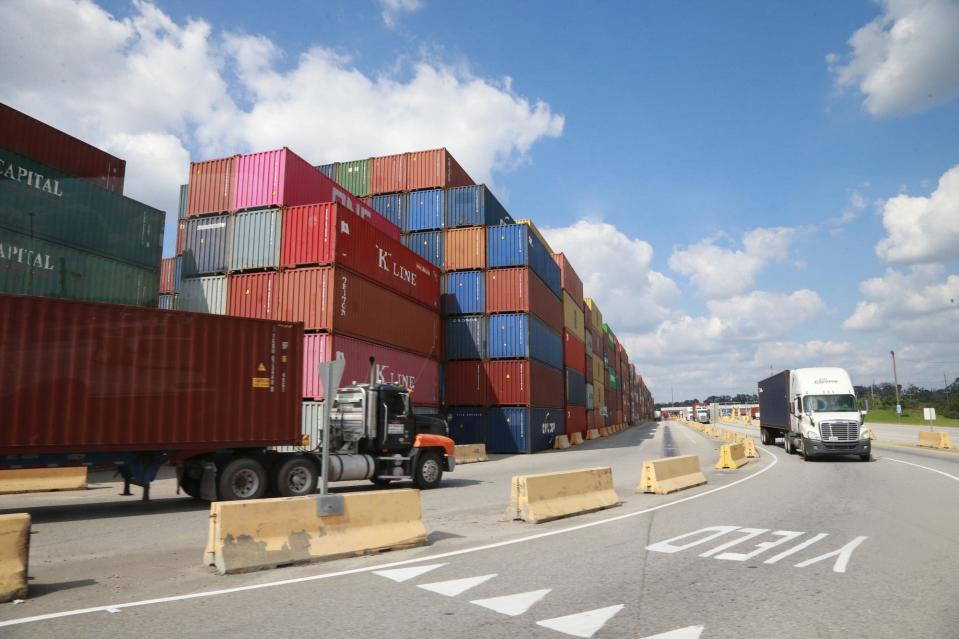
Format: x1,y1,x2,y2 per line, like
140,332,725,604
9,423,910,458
403,230,444,269
182,214,230,277
315,163,337,179
486,225,562,298
448,408,488,445
371,193,407,230
487,407,564,454
445,315,486,360
565,367,587,407
407,188,444,231
445,185,514,228
487,313,563,370
443,271,485,316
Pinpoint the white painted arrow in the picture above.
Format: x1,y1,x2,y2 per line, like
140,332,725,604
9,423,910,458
470,589,551,616
536,604,624,638
418,574,497,597
372,563,447,583
641,625,704,639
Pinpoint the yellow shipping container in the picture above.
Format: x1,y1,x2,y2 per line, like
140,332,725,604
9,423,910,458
517,219,556,254
584,297,603,332
562,291,585,341
593,378,605,410
592,353,604,386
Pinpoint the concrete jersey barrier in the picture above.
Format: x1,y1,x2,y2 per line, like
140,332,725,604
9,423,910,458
0,468,87,495
0,513,30,602
507,467,620,523
454,444,488,464
715,443,748,469
918,431,954,450
637,455,707,495
205,489,427,574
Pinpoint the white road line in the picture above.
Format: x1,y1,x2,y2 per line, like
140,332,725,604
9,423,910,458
0,448,780,628
536,604,625,638
470,589,551,616
373,563,447,583
418,574,497,597
642,626,705,639
881,456,959,483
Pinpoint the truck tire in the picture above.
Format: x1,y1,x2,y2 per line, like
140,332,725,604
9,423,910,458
860,453,871,462
273,456,318,497
217,457,268,501
180,476,203,500
761,428,773,445
783,434,793,455
413,451,443,490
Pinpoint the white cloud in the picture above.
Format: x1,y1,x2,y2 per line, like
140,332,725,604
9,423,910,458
752,340,852,371
668,227,796,298
541,220,681,333
377,0,424,28
828,189,869,235
874,163,959,264
828,0,959,116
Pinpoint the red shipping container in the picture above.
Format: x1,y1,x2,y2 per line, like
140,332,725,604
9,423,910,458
231,148,400,241
486,359,564,407
276,266,441,358
563,329,586,374
551,253,584,309
0,293,302,453
566,406,587,436
444,360,488,406
227,272,279,320
0,102,125,194
159,257,177,294
302,333,439,405
188,156,236,217
176,219,187,255
486,267,563,335
587,409,596,430
370,152,408,195
280,203,440,311
444,227,486,271
407,148,474,191
584,354,593,383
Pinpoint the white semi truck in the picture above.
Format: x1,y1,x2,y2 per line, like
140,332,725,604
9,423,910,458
758,367,870,461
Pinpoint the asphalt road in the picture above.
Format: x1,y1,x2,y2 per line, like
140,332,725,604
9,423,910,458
2,420,958,638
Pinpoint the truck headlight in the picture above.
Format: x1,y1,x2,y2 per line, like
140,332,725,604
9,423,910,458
859,427,870,441
805,429,821,440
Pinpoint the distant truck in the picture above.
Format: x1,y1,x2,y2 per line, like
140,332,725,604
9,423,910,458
696,408,709,424
653,410,662,421
758,368,870,461
0,294,455,501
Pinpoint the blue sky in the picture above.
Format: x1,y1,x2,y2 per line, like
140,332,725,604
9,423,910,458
2,0,957,400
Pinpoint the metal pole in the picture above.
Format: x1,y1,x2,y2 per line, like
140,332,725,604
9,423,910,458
890,350,901,423
320,369,334,497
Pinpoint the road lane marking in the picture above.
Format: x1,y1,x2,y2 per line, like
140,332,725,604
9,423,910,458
470,589,551,616
881,457,959,483
763,533,829,564
0,450,780,628
698,528,768,557
715,530,803,562
373,563,447,583
642,626,705,639
536,604,624,638
793,536,868,573
418,574,496,597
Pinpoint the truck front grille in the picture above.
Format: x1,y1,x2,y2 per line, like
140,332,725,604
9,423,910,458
820,421,859,442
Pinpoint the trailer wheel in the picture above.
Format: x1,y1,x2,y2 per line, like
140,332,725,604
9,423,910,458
180,476,203,500
760,428,773,445
217,458,268,501
413,451,443,490
274,456,319,497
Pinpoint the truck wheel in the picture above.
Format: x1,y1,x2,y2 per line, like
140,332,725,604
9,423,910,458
783,435,793,455
217,458,268,501
760,428,773,445
860,453,871,462
274,456,318,497
180,476,203,500
413,451,443,490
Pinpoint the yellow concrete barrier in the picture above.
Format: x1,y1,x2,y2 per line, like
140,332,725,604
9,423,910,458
554,435,571,449
715,443,748,469
454,444,488,464
0,513,30,602
742,438,759,458
918,431,954,449
205,489,427,574
866,428,876,440
598,427,610,437
507,467,619,523
570,431,584,445
586,429,601,440
0,467,88,494
637,455,707,495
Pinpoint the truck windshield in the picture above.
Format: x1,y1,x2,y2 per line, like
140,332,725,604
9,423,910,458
803,394,857,413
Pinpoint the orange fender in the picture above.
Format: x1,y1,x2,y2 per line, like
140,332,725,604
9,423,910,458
414,433,455,457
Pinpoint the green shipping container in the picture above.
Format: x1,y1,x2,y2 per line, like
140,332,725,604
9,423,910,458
335,159,370,197
0,146,164,270
607,367,620,392
0,226,158,306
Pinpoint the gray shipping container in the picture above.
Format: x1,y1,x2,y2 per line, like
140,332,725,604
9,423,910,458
182,214,230,277
179,275,227,314
274,401,324,453
230,208,281,272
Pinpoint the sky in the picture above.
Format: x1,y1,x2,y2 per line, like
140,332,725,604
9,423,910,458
1,0,957,402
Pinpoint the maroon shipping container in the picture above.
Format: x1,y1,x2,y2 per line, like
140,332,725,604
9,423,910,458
280,202,440,311
407,148,474,191
552,253,584,309
187,156,236,217
0,294,302,453
175,219,187,255
486,359,564,407
566,406,587,436
0,102,125,194
486,267,563,335
159,257,177,295
276,266,441,358
444,360,488,406
587,409,596,431
227,272,279,320
370,152,409,195
302,333,439,405
563,329,586,374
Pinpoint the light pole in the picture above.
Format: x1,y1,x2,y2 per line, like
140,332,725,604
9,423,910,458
890,350,901,422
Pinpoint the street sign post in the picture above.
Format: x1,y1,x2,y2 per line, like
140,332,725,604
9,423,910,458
923,407,937,430
316,354,346,515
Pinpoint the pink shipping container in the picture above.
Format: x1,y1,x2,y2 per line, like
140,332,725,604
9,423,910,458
486,359,564,407
552,253,584,309
231,148,400,241
444,360,488,406
187,156,236,217
280,202,440,311
276,266,441,358
370,153,409,195
407,148,474,191
0,102,125,194
302,333,439,405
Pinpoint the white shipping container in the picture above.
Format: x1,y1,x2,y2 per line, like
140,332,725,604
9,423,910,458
273,401,325,453
230,208,282,272
179,276,228,315
586,383,594,410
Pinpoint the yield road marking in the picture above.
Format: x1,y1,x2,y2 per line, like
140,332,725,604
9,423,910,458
418,574,496,597
373,563,447,583
470,589,551,616
881,456,959,483
643,626,705,639
536,604,624,638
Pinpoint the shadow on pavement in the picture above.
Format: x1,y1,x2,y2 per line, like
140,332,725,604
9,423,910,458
0,497,209,523
27,578,99,599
